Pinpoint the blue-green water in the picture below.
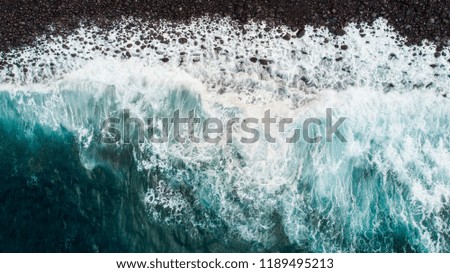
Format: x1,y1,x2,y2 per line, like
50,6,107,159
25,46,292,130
1,81,450,252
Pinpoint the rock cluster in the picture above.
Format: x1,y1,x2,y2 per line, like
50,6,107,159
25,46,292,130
0,0,449,52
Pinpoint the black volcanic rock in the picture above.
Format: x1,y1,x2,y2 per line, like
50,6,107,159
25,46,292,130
282,33,291,40
259,59,268,65
0,0,449,53
178,37,188,44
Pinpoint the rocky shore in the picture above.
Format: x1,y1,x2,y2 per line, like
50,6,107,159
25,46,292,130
0,0,449,53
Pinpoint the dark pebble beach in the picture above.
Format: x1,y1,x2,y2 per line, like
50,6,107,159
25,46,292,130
0,0,449,53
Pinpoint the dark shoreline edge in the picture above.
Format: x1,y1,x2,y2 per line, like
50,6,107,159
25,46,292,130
1,0,449,53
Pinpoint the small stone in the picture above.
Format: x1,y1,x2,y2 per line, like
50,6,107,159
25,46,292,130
296,29,305,38
328,17,337,24
336,29,346,36
282,33,291,40
250,57,257,63
389,53,398,60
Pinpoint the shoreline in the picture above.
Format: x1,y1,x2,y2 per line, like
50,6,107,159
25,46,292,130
0,0,449,53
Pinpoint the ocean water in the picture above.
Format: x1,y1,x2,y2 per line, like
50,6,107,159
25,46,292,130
0,17,449,252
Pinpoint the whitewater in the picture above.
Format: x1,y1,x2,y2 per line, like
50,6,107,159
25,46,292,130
0,17,449,252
